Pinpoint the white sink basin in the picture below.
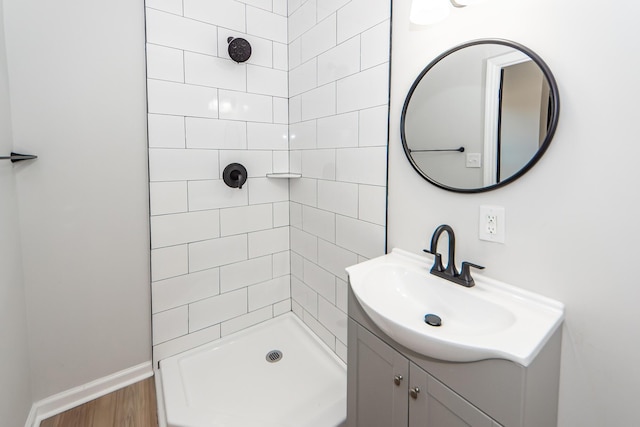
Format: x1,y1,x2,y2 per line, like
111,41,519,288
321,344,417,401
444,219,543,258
346,249,564,366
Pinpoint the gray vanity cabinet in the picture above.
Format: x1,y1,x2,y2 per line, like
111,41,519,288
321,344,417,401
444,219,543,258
347,286,561,427
348,319,500,427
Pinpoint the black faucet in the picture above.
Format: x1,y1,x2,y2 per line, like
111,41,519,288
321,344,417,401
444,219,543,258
423,224,485,287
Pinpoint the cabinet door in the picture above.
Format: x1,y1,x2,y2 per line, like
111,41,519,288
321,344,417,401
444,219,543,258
348,320,409,427
408,363,498,427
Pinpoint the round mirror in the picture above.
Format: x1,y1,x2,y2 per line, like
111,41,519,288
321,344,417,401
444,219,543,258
401,39,560,193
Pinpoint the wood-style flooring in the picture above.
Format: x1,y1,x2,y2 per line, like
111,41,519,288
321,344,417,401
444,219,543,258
40,377,158,427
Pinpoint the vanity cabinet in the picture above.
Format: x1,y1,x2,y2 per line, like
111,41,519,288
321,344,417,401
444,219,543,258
348,320,500,427
347,286,562,427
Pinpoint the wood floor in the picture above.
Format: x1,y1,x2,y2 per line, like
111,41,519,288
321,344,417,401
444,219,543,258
40,377,158,427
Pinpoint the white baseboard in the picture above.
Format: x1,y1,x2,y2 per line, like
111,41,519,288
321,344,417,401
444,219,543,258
154,366,168,427
26,361,153,427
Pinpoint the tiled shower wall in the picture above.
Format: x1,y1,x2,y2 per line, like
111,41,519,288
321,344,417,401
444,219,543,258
287,0,390,361
146,0,390,365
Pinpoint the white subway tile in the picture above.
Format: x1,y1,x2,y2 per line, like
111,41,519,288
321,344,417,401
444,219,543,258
150,182,188,216
221,306,273,336
303,205,336,243
336,146,387,185
220,255,273,293
289,120,317,150
189,289,248,332
359,105,388,147
318,297,347,343
273,299,292,316
152,268,220,313
318,239,358,282
273,42,288,70
361,20,390,70
290,251,304,279
290,177,317,206
317,0,350,21
248,66,288,97
219,150,273,177
183,0,245,32
185,52,246,91
300,14,336,63
273,97,289,124
336,215,385,259
301,83,336,120
289,38,302,69
238,0,272,12
248,276,291,311
317,36,360,86
336,0,390,43
303,259,336,303
290,227,318,261
247,123,289,150
290,202,303,228
301,149,335,180
219,90,273,123
186,118,247,150
336,277,348,313
153,324,220,365
146,44,184,83
289,0,316,41
188,180,248,211
249,178,289,205
288,0,304,16
289,150,302,173
189,235,248,272
148,80,218,118
273,202,290,227
220,204,273,237
273,250,291,276
151,245,189,281
273,151,289,172
146,8,218,55
317,180,358,217
290,59,317,97
220,33,273,68
247,7,287,43
317,112,358,148
359,184,386,225
153,306,188,344
151,210,220,248
303,310,334,348
335,338,347,363
273,0,288,15
146,0,182,15
337,63,389,113
289,95,302,123
249,227,290,258
149,148,219,181
148,114,185,149
291,276,318,317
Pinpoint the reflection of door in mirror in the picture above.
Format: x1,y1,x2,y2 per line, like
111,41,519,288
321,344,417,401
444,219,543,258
484,52,550,185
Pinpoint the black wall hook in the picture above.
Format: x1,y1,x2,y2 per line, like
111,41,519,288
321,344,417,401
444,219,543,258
223,163,248,189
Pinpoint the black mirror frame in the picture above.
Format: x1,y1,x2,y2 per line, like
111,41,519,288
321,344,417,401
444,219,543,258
400,39,560,193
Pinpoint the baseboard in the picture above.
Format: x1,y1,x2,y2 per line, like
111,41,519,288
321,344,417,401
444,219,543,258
154,366,168,427
26,361,153,427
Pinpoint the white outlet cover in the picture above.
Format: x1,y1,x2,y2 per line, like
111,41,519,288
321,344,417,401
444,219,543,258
479,205,505,243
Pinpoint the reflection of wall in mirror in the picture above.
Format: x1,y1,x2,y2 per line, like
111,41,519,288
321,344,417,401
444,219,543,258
405,45,512,189
500,61,549,180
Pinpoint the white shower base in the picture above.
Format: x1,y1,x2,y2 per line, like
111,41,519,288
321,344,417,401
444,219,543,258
159,313,347,427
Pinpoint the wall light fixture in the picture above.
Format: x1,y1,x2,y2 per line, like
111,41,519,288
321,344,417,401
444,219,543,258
410,0,488,25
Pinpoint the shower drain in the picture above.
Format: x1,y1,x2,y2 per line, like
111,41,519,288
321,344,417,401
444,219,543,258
265,350,283,363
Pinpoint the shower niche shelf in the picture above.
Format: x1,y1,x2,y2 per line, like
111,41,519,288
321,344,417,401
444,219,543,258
266,173,302,179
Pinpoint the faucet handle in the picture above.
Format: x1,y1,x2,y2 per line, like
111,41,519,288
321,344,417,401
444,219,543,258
423,249,445,272
459,262,485,287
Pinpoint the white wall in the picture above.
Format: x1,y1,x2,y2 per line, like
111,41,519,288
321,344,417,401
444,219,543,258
288,0,390,361
0,1,33,424
146,0,293,365
3,0,152,401
388,0,640,425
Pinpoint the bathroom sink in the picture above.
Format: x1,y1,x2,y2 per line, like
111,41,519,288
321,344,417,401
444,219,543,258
346,249,564,366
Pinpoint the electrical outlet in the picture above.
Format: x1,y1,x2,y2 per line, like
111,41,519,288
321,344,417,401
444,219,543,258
479,205,505,243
